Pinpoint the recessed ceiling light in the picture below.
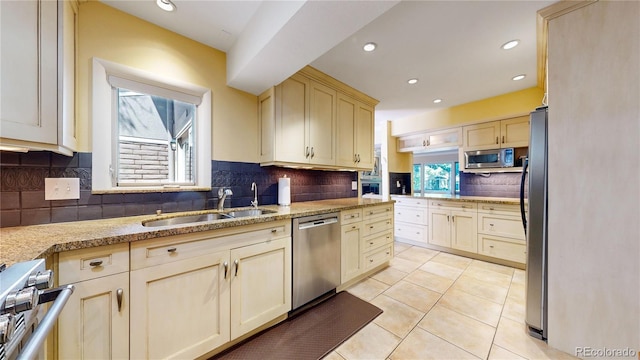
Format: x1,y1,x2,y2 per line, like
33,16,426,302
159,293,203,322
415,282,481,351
433,98,442,104
407,78,418,85
363,42,377,52
156,0,176,12
512,74,526,81
501,39,520,50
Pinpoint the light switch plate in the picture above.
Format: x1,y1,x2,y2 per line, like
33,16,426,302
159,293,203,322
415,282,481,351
45,178,80,200
352,181,358,190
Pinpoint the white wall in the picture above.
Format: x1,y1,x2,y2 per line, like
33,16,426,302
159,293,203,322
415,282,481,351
547,0,639,356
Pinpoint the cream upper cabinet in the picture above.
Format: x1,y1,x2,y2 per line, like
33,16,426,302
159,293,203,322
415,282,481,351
397,127,462,153
0,0,77,155
462,116,529,151
57,243,130,360
259,66,378,170
336,94,375,170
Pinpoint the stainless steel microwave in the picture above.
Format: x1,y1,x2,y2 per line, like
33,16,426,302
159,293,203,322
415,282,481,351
464,148,514,169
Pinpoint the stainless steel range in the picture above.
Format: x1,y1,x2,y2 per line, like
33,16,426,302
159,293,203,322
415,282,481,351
0,259,74,359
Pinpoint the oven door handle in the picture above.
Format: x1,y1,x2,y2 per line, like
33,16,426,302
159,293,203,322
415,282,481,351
17,284,75,360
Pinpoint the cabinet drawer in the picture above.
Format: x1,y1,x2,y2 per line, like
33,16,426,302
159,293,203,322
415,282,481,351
477,203,521,216
477,234,526,264
363,204,393,220
394,222,428,244
363,244,393,271
131,222,290,270
429,200,477,211
363,217,392,237
58,243,129,284
363,230,393,251
392,196,427,207
395,207,428,225
478,213,525,240
341,209,363,225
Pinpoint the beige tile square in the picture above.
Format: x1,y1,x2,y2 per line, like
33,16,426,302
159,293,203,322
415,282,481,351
404,269,455,294
322,351,346,360
512,269,526,285
389,256,423,273
494,317,579,360
395,246,439,264
501,296,526,324
346,278,389,302
371,294,425,338
438,288,503,327
334,322,401,360
506,281,525,304
418,305,496,359
394,241,412,254
371,266,408,286
420,260,464,280
430,252,474,270
450,274,509,304
467,259,515,276
389,327,480,360
463,265,513,288
488,344,526,360
384,280,441,312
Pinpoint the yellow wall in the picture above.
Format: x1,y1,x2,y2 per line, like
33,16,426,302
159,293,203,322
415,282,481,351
386,121,411,173
76,1,258,162
391,87,544,136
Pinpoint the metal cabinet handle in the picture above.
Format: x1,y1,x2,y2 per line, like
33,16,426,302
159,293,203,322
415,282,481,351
116,288,123,312
422,140,426,146
489,245,495,248
234,259,239,276
370,242,374,245
167,247,177,253
223,261,229,279
495,136,499,144
89,260,103,267
310,147,315,158
305,146,310,158
489,223,494,227
502,136,505,143
489,207,495,210
354,154,358,162
271,229,277,233
352,225,357,229
369,225,374,229
386,251,390,255
369,259,374,263
426,139,430,146
447,215,450,222
452,216,455,223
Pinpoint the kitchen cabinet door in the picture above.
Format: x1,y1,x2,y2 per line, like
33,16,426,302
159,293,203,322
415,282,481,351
428,209,452,247
341,222,363,283
355,102,374,169
58,272,129,360
274,74,309,163
308,81,337,165
230,237,291,339
450,210,478,253
462,121,502,150
130,250,231,360
500,115,529,148
336,95,357,167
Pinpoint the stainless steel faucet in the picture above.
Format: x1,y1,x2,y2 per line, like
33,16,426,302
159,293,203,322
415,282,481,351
217,188,233,211
251,182,258,208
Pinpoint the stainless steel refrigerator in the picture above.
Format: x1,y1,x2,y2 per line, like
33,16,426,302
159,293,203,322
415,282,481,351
520,105,548,340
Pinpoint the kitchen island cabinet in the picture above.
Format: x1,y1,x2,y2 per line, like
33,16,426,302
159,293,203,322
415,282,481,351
429,200,478,253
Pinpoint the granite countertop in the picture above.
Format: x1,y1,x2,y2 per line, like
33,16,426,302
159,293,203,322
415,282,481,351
0,198,393,267
390,194,524,205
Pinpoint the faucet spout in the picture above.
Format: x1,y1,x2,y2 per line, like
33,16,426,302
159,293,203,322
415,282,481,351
217,188,233,211
251,182,258,208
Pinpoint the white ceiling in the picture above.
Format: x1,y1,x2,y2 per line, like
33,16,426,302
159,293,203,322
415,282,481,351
100,0,554,132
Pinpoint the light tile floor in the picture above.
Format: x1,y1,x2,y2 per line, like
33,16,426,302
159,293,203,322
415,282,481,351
325,242,578,360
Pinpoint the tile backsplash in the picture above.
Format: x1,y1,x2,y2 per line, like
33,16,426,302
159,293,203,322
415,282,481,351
459,172,526,198
0,152,356,228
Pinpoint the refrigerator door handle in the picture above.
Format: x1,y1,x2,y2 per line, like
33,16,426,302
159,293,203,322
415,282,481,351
520,158,529,235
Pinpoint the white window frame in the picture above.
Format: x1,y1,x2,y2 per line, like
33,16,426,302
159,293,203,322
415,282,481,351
414,150,459,196
91,58,211,192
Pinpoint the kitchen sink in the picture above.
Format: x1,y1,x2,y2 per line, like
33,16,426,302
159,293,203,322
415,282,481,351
223,209,277,218
142,208,277,227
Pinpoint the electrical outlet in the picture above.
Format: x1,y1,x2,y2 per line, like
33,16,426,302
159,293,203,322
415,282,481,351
45,178,80,200
351,181,358,190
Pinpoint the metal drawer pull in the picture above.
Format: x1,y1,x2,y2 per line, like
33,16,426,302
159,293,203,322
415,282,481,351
369,259,374,263
370,226,374,229
223,262,229,279
167,247,177,253
489,223,494,227
116,288,123,312
370,242,374,245
89,260,103,267
489,245,495,248
271,229,277,233
489,207,495,210
352,225,357,229
350,214,356,218
234,259,239,276
386,251,390,255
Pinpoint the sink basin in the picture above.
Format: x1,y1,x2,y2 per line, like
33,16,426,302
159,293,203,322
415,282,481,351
142,213,231,227
223,209,277,218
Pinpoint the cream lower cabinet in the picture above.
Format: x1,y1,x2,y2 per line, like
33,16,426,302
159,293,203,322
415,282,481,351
477,203,526,265
340,209,364,283
57,243,130,360
428,200,477,253
130,221,291,359
392,196,429,246
361,204,394,271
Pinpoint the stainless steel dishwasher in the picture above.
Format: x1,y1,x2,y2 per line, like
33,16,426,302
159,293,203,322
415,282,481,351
292,212,341,311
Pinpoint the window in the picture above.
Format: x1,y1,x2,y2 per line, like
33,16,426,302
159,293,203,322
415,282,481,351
92,58,211,192
413,151,459,196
